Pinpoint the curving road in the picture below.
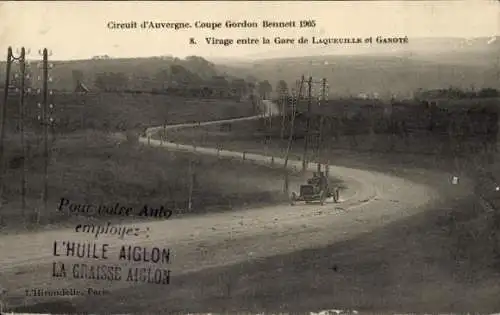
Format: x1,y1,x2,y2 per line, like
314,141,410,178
145,100,279,136
0,100,472,313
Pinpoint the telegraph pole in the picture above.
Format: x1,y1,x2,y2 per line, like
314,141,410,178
302,76,313,172
37,48,53,223
279,88,287,151
283,76,305,193
0,47,30,213
187,159,193,212
43,49,49,220
495,55,500,154
316,78,327,169
0,47,13,207
264,95,271,157
18,48,27,214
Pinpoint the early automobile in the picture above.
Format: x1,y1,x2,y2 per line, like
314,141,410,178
290,172,340,206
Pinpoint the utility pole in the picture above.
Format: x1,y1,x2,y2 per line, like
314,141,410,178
187,159,194,212
495,55,500,155
279,89,287,151
496,55,499,89
18,48,27,215
43,49,49,221
316,78,327,169
164,120,167,143
37,48,52,223
302,76,313,172
265,95,272,157
0,47,13,207
283,76,305,193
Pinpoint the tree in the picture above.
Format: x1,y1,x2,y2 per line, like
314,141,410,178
94,72,128,91
246,75,258,84
258,80,273,99
247,82,256,93
478,88,499,98
154,69,171,89
231,78,247,98
276,80,289,96
184,56,217,79
210,76,230,97
276,80,289,140
170,64,201,85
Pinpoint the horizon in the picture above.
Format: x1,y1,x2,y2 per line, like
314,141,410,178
0,1,498,61
1,35,498,63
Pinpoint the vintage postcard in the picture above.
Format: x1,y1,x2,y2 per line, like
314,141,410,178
0,1,499,314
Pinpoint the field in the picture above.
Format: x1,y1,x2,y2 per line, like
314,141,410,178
64,185,500,314
13,124,499,314
220,49,500,98
0,91,282,232
161,115,496,165
165,116,500,261
3,96,500,313
0,129,305,233
2,92,255,134
3,40,500,311
133,123,500,314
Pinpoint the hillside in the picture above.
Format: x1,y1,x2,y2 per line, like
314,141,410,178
219,56,499,99
0,37,498,97
220,36,500,97
0,55,233,92
1,92,255,135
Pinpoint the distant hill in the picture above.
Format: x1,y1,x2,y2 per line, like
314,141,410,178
0,55,231,91
0,37,498,97
237,36,500,64
218,36,500,98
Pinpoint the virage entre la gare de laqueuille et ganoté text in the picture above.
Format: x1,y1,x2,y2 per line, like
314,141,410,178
57,198,174,219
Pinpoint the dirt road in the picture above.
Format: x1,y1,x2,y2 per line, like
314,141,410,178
0,134,469,313
0,103,478,313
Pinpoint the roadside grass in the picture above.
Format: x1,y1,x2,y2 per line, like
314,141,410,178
0,91,262,232
3,92,255,134
9,192,500,314
0,130,299,233
167,124,500,275
68,131,500,314
166,123,496,173
95,194,500,314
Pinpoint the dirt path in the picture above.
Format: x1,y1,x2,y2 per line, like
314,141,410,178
0,137,462,313
0,105,475,313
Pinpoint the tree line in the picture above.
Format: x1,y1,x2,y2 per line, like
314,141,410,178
90,65,293,102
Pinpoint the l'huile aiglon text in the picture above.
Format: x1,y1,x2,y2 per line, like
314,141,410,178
53,241,171,263
52,242,171,285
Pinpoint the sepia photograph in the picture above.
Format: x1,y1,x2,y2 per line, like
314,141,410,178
0,1,499,314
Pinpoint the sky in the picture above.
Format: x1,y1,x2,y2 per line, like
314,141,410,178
0,1,498,61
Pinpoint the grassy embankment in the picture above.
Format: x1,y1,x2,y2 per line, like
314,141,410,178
0,92,294,232
164,116,500,283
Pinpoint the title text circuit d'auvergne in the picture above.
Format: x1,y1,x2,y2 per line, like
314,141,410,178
107,19,311,30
